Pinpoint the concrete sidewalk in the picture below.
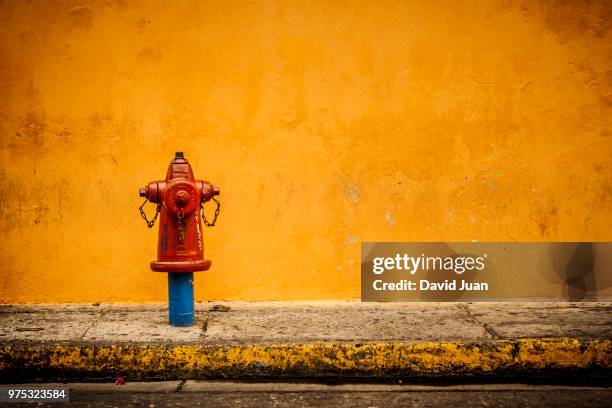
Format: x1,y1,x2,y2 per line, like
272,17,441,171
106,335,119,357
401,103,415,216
1,302,611,382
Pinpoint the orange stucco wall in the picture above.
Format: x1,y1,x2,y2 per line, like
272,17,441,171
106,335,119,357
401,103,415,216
0,0,610,302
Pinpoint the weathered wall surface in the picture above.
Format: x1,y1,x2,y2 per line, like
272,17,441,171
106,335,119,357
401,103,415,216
0,0,610,302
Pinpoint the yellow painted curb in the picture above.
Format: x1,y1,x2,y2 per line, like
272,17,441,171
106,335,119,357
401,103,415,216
1,339,611,381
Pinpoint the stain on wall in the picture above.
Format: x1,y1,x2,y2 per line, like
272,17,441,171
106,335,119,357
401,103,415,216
0,0,610,302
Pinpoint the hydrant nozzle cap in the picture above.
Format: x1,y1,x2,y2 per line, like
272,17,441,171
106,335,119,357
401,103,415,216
175,151,184,159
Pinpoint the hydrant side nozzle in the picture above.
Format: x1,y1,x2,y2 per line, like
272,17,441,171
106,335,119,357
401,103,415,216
143,181,165,203
213,186,220,196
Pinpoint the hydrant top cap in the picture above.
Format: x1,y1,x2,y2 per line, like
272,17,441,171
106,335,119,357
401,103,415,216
175,151,184,159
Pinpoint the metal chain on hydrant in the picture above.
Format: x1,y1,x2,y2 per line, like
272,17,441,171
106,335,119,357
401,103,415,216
201,196,221,227
139,198,161,228
176,208,185,241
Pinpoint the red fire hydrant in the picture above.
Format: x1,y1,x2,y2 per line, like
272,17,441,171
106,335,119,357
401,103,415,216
139,152,220,326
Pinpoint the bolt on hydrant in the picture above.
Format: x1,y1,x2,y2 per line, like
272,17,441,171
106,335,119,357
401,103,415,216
139,152,220,327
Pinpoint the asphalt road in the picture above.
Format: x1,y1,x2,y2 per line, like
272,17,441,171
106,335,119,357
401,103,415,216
67,390,610,408
4,383,611,407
